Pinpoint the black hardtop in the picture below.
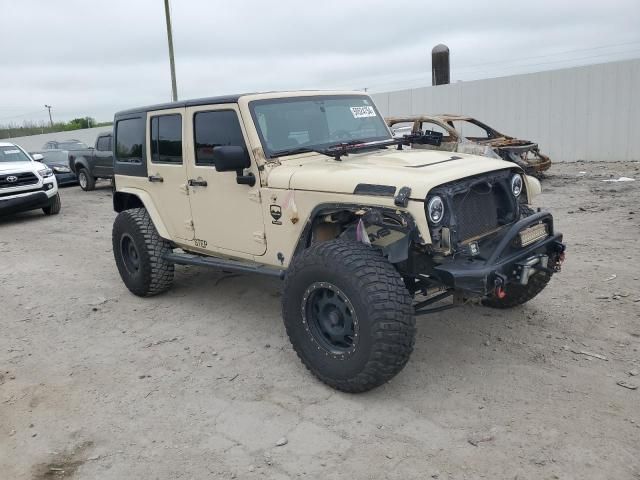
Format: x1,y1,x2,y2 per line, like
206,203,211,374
114,94,246,118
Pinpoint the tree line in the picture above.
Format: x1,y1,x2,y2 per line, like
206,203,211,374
0,117,112,139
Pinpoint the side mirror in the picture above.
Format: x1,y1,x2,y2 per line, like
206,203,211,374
212,146,255,186
31,153,44,162
212,146,251,172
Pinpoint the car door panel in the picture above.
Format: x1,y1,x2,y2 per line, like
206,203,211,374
185,105,266,256
144,108,193,241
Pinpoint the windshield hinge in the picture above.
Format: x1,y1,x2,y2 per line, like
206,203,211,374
253,231,266,244
248,189,261,203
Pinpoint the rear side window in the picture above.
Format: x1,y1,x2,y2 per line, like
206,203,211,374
96,136,111,151
448,120,490,139
115,118,144,163
194,110,246,166
150,114,182,164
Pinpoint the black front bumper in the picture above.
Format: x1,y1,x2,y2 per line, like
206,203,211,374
0,191,52,216
432,212,565,296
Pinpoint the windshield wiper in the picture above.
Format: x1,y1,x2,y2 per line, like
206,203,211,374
271,146,319,157
271,144,359,161
272,135,434,162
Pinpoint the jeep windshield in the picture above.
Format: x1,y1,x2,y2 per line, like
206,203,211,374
0,145,30,163
249,95,392,158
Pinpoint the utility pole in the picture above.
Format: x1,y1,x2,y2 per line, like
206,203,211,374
44,105,53,126
164,0,178,101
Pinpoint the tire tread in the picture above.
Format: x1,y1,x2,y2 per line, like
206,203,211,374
283,240,415,393
112,208,174,296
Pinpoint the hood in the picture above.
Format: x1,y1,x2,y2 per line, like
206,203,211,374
266,148,518,199
0,161,35,173
479,137,536,149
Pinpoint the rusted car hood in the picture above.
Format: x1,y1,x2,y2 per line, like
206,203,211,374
266,149,516,199
479,137,537,149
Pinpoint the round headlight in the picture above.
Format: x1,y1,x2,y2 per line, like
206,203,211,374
427,196,445,224
511,174,523,197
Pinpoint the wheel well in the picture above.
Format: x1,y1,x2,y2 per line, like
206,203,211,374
293,204,417,264
113,192,144,212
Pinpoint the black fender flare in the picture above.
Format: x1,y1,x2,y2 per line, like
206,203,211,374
69,155,90,175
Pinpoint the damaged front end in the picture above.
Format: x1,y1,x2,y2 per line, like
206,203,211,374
399,170,564,313
294,169,564,316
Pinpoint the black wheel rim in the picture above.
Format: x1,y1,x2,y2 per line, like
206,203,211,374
120,234,140,276
302,282,358,355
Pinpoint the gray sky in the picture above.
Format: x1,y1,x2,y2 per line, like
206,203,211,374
1,0,639,123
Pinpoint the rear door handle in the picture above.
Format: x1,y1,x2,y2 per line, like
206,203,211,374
148,174,164,183
188,179,208,187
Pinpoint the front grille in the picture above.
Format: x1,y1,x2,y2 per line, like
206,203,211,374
452,186,503,241
0,171,39,189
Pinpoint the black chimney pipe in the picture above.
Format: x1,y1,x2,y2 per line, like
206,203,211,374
432,44,450,86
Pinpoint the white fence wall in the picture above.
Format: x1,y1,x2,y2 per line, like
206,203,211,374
371,59,640,162
3,126,112,153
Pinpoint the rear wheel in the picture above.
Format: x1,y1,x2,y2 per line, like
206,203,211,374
77,168,95,191
112,208,174,297
282,240,415,393
42,193,61,215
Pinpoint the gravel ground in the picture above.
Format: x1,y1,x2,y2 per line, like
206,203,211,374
1,161,639,480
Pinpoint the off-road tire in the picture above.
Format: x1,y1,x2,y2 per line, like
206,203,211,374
519,204,535,217
42,193,61,215
482,203,550,308
112,208,174,297
481,271,551,309
77,168,95,191
282,240,415,393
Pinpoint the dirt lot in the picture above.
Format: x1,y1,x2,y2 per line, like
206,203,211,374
1,161,639,480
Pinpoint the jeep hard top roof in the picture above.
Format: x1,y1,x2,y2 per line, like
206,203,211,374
113,90,367,118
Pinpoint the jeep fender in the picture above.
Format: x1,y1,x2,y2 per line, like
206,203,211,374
524,174,541,202
113,188,171,239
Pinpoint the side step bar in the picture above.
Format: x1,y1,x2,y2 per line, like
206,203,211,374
164,252,285,279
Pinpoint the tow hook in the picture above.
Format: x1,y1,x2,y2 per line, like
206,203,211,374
492,273,507,299
553,241,566,272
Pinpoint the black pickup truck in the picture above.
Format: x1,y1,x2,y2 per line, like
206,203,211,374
68,133,113,191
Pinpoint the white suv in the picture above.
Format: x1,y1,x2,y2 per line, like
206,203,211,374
0,142,61,217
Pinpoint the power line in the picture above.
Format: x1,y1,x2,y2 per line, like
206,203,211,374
453,49,640,79
0,109,49,122
454,40,640,72
361,40,640,91
363,49,640,92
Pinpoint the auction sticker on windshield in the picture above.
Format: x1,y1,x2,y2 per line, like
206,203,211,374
350,106,377,118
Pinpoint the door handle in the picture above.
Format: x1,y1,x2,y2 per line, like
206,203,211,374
188,179,208,187
148,174,164,183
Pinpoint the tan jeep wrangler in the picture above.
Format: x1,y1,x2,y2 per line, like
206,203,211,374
111,91,565,392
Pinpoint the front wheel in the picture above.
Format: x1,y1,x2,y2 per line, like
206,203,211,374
112,208,174,297
282,240,415,393
77,168,95,191
43,193,61,215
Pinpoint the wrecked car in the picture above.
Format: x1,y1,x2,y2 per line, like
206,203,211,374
111,91,565,393
387,115,551,175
